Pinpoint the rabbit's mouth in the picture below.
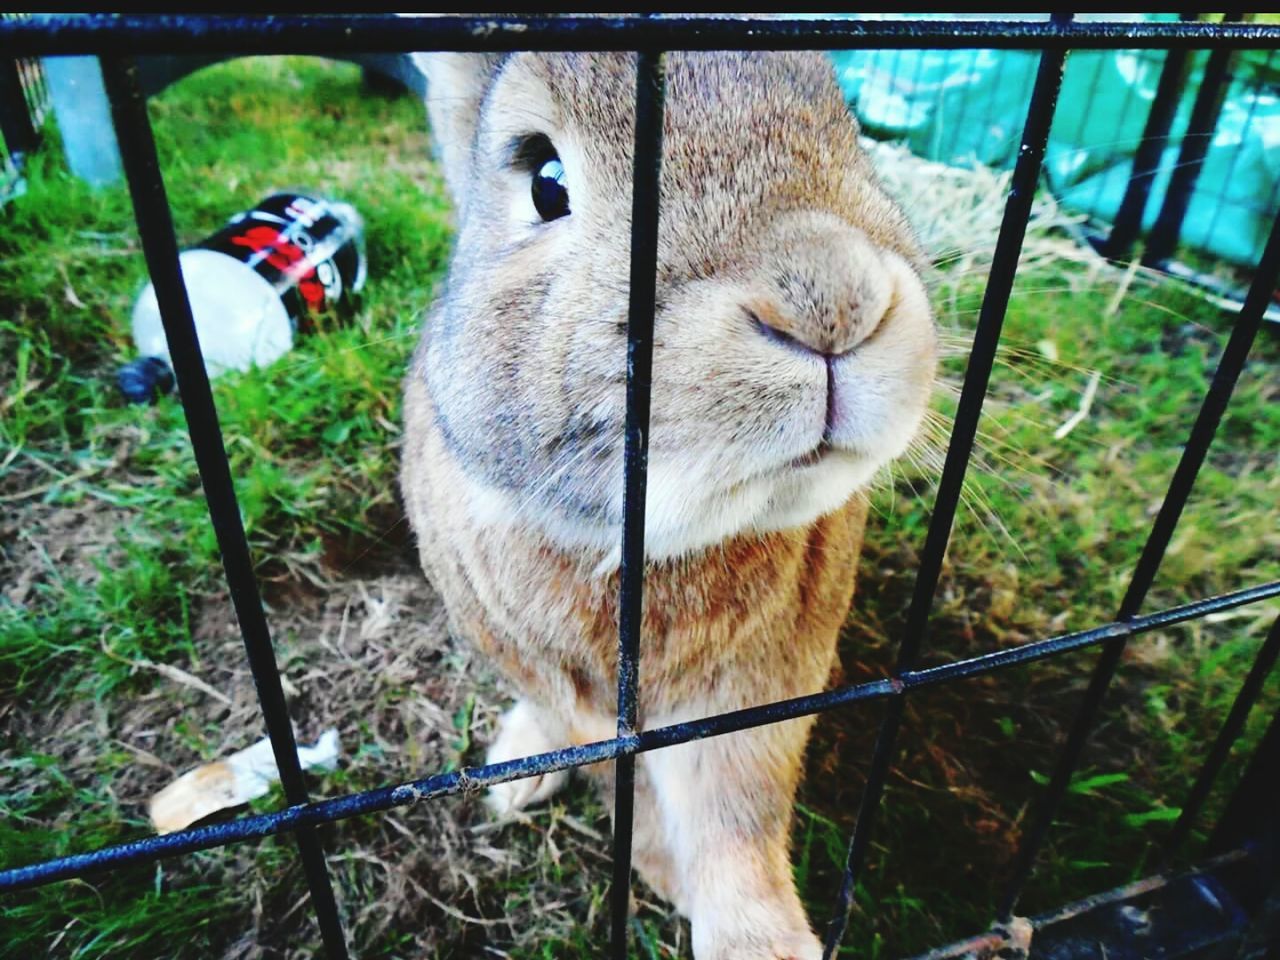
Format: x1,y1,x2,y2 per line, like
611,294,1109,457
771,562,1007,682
787,440,835,470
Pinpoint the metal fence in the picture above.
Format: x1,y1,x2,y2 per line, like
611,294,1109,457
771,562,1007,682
1,14,1279,959
0,14,50,202
842,14,1280,275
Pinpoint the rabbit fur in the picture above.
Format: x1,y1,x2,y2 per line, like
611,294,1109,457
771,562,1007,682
400,47,938,960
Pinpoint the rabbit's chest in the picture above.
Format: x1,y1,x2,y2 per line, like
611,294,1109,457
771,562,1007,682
403,373,867,720
463,497,869,722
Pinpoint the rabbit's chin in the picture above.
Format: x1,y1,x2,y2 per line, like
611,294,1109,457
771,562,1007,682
462,445,883,575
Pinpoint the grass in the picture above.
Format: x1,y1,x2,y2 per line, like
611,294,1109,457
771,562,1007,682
805,260,1280,951
1,55,1277,959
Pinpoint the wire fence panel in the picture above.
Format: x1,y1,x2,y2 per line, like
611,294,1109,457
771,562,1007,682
998,199,1280,921
836,15,1280,270
1,14,1278,960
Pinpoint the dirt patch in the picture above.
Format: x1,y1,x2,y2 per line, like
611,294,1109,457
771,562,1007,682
0,492,133,610
1,485,634,957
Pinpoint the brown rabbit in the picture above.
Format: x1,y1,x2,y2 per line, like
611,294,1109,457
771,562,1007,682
400,47,937,960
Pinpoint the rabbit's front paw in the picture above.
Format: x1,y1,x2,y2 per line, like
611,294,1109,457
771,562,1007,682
690,893,822,960
695,924,822,960
483,699,569,817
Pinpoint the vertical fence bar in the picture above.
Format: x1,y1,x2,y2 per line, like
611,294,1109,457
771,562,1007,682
998,205,1280,921
1142,11,1243,268
1098,31,1193,260
942,49,979,163
610,47,666,960
3,15,1276,960
97,57,349,960
820,16,1074,959
1162,613,1280,862
1100,52,1187,257
1207,706,1280,858
1206,704,1280,953
1084,51,1145,219
0,56,39,159
1200,47,1275,256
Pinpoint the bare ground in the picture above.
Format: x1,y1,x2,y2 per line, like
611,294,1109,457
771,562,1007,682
2,485,695,957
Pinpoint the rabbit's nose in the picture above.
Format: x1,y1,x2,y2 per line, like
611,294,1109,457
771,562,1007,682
748,302,850,359
744,215,897,357
746,284,888,359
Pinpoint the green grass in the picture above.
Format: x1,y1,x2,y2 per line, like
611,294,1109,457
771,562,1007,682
1,57,455,959
1,755,294,960
2,55,1278,959
1,58,449,694
796,263,1280,952
800,260,1278,949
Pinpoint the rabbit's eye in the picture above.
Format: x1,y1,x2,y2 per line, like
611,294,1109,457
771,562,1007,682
532,157,570,222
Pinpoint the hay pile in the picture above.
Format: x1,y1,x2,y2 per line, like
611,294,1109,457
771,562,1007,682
862,136,1106,280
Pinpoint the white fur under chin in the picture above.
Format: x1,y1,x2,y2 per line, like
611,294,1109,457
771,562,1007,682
464,452,881,577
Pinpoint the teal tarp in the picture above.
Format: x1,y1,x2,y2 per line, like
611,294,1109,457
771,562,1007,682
831,23,1280,266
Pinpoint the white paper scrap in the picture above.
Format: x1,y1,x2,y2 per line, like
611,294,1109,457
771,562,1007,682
148,729,340,834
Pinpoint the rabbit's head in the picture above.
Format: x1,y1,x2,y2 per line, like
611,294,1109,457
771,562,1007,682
412,50,937,563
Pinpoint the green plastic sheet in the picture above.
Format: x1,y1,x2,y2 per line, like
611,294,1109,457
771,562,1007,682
831,16,1280,266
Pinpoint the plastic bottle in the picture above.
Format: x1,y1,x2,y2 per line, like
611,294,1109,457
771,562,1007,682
118,192,366,403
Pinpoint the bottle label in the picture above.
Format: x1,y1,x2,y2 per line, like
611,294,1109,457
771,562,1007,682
197,193,366,322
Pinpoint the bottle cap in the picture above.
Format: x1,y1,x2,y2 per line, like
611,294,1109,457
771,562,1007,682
117,356,176,405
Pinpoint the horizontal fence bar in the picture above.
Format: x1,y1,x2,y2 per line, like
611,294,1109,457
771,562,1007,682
3,579,1276,895
5,13,1276,958
6,16,1280,57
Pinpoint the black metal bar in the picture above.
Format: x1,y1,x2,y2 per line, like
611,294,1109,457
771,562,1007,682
2,580,1275,896
1207,707,1280,929
1163,614,1280,862
1199,47,1274,255
4,12,1278,958
1099,25,1194,259
96,57,349,960
611,47,665,960
1208,708,1280,857
820,15,1073,958
943,49,980,161
1142,13,1243,268
998,202,1280,921
0,56,39,159
7,16,1280,57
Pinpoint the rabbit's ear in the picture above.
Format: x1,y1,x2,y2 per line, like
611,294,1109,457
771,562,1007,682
413,52,506,214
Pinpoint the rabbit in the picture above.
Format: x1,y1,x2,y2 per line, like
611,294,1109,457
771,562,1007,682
400,45,938,960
